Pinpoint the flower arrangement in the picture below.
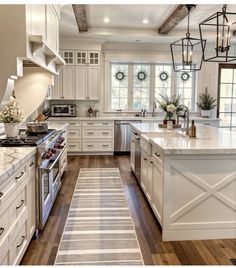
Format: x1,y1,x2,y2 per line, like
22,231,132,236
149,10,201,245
0,99,23,123
156,93,183,121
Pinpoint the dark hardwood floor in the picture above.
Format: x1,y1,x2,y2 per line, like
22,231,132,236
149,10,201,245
21,155,236,265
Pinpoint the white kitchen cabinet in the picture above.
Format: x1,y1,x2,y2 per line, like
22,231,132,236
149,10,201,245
152,153,163,226
62,66,75,99
141,151,148,192
0,157,36,265
75,66,100,100
45,5,59,51
75,50,100,66
130,133,135,172
53,66,75,99
29,5,46,37
61,50,75,65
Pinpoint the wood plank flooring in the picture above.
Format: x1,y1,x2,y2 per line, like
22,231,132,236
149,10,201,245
21,155,236,265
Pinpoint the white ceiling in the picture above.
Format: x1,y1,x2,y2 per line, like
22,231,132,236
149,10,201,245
59,4,236,43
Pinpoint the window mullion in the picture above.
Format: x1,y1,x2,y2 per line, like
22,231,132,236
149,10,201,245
128,64,133,111
150,64,155,111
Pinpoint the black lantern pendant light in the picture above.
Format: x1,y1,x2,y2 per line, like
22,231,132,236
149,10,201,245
199,5,236,62
170,5,206,72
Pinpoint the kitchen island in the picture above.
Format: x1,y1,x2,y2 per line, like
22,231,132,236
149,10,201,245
130,122,236,241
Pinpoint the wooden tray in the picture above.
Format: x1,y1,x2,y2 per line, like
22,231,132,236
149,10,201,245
158,123,181,129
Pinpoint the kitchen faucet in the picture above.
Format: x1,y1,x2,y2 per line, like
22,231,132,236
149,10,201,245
152,100,158,117
177,105,190,135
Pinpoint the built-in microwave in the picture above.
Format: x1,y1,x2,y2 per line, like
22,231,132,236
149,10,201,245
51,104,76,117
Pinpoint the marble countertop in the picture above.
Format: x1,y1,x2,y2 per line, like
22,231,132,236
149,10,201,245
131,122,236,155
0,147,36,185
0,122,68,185
49,116,220,122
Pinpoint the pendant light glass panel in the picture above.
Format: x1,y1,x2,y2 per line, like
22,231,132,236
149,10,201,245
199,6,236,62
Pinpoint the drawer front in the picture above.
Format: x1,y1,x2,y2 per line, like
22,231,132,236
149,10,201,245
10,221,28,265
0,165,27,207
82,140,113,152
9,185,27,227
82,121,114,127
68,121,81,127
82,127,114,140
0,207,9,245
67,140,81,152
0,237,10,265
67,128,81,139
141,137,152,155
28,157,35,179
152,147,163,166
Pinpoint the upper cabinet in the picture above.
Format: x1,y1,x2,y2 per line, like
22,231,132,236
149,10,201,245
75,51,100,66
52,50,101,100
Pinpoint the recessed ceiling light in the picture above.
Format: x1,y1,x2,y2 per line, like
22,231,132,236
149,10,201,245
104,17,110,23
142,19,149,24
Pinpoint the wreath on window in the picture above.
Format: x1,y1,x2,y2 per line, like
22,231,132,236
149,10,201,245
115,71,125,81
159,71,169,81
137,71,147,81
181,72,190,82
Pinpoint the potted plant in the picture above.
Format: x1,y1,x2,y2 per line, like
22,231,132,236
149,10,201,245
156,93,183,124
0,98,23,138
197,87,216,118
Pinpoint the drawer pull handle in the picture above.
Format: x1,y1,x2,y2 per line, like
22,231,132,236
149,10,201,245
87,123,93,125
102,132,109,134
87,145,94,147
0,192,3,198
70,123,76,125
15,172,24,180
69,132,76,134
87,132,94,134
144,158,147,161
154,153,161,158
102,145,109,147
69,145,76,147
17,236,25,248
102,123,109,125
30,162,34,167
150,161,153,164
0,227,4,236
16,200,24,209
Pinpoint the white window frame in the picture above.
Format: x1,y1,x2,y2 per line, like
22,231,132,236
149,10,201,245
108,62,196,112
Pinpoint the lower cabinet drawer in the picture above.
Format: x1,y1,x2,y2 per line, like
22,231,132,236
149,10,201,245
0,207,9,245
0,237,10,265
67,128,81,139
82,127,114,140
82,121,114,127
9,185,27,227
67,141,81,152
10,221,28,265
82,140,113,152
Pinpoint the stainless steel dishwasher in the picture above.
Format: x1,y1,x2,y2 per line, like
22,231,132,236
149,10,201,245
114,120,141,152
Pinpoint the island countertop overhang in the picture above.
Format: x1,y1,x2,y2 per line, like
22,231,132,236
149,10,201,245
130,122,236,155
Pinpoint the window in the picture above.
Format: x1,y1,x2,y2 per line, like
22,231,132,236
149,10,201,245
109,62,196,112
155,64,172,101
133,64,151,110
176,71,195,111
111,63,129,111
218,64,236,129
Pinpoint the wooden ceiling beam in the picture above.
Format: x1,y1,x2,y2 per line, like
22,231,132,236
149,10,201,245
158,5,196,35
72,4,88,32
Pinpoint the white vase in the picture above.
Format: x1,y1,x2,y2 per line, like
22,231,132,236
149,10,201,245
4,123,19,138
201,110,210,118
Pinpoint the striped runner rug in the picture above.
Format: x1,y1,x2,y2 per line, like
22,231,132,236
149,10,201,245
55,168,144,265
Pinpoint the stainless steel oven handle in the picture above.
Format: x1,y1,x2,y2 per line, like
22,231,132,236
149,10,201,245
39,147,66,173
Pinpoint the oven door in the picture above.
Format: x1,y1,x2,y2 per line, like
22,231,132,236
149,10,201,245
38,147,65,229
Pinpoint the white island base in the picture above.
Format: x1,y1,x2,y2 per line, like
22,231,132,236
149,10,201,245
161,154,236,241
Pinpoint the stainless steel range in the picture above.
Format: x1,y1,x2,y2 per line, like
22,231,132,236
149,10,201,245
0,128,67,230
